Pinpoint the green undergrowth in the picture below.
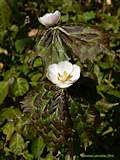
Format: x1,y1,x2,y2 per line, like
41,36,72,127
0,0,120,159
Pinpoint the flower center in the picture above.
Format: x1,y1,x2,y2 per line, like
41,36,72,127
58,70,72,83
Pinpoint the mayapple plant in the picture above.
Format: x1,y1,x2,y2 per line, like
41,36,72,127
29,10,111,157
36,9,109,119
36,11,83,124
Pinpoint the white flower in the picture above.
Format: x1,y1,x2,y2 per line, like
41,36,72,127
46,61,81,88
38,10,61,27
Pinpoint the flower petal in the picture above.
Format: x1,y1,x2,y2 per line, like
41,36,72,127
47,72,60,84
52,11,61,23
47,64,59,75
70,64,81,81
57,61,73,75
46,64,59,84
38,14,52,26
56,82,72,88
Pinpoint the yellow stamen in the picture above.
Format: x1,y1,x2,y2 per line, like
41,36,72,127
58,71,72,83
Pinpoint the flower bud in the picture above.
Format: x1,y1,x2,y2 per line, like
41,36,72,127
38,10,61,27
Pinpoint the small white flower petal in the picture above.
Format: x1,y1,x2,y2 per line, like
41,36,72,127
38,14,53,26
47,72,60,84
46,64,59,84
56,82,72,88
53,10,61,23
38,17,48,26
57,61,73,74
70,64,81,82
47,64,59,75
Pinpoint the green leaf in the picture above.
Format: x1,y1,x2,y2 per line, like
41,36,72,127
22,150,33,160
31,136,46,158
36,28,69,65
15,38,33,54
37,25,108,63
9,133,27,155
107,89,120,99
33,57,43,67
60,26,109,62
54,33,69,61
83,11,96,21
0,0,12,30
98,53,115,69
0,81,9,105
31,73,43,82
0,107,21,126
11,77,29,97
2,123,15,141
102,126,113,136
0,30,7,43
94,64,103,84
96,99,118,113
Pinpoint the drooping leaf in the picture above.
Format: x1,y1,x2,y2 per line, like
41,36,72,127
36,29,53,63
36,25,109,63
59,25,109,62
0,81,9,105
36,28,69,65
52,31,69,61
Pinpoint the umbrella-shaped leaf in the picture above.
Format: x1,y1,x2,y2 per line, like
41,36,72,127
36,28,69,65
59,25,109,62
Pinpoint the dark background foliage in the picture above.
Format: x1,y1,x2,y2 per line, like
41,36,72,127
0,0,120,159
